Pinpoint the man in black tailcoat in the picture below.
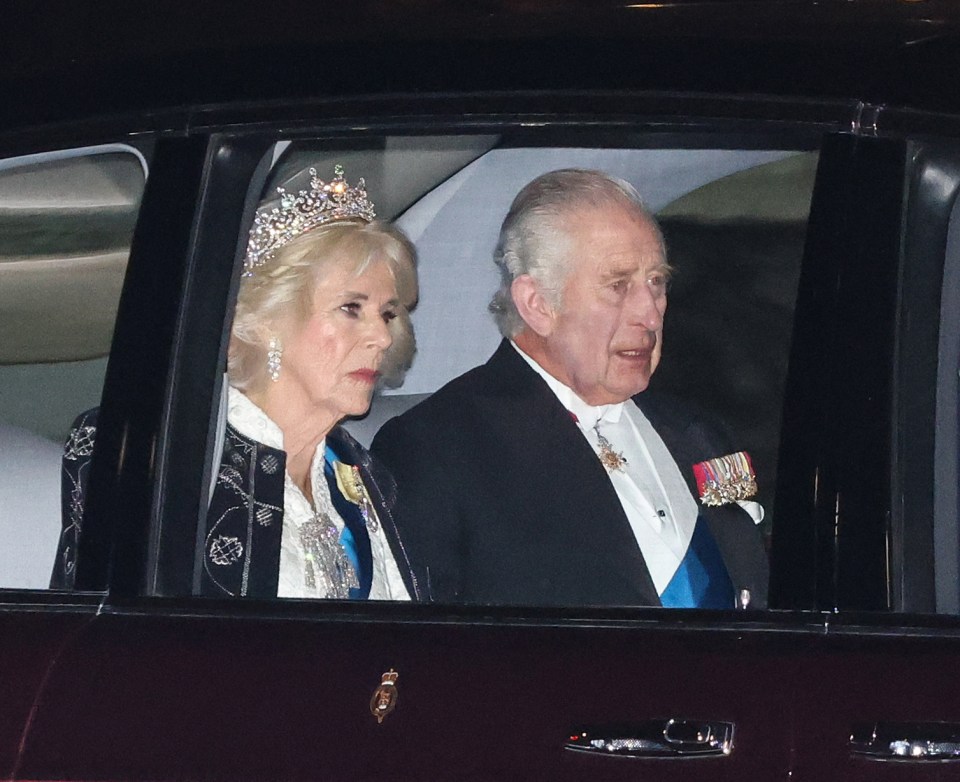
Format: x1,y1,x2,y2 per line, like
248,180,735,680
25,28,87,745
373,169,767,608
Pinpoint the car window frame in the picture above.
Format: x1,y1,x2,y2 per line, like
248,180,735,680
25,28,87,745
142,96,843,611
895,138,960,614
17,91,953,632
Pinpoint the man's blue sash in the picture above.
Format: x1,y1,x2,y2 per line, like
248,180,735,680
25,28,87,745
659,515,734,609
324,445,373,599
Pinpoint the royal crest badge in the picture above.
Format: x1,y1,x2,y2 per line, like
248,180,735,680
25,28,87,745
370,669,399,724
333,461,380,532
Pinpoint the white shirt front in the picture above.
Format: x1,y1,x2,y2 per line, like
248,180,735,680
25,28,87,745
227,387,410,601
511,343,699,594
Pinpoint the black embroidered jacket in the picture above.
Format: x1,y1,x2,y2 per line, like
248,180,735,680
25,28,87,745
51,408,420,600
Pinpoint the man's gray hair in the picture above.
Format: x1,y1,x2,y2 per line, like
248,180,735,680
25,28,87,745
488,168,663,337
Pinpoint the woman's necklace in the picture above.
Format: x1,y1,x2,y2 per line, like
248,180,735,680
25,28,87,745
299,511,358,598
294,452,359,598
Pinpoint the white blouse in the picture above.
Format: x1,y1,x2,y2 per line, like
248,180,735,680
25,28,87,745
228,388,410,601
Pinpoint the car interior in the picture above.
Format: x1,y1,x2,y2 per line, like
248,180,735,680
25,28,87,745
0,132,818,595
0,145,146,589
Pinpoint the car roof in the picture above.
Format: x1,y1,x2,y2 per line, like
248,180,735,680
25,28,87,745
3,0,960,131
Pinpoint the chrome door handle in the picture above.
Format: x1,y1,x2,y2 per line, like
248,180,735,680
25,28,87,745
851,722,960,761
564,719,735,757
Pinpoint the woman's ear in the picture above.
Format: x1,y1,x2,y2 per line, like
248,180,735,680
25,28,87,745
511,274,556,337
252,315,285,347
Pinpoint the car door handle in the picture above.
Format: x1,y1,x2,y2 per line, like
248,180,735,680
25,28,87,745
851,722,960,761
564,719,735,757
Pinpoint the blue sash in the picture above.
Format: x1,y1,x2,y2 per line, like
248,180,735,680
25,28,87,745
323,445,373,600
659,515,734,609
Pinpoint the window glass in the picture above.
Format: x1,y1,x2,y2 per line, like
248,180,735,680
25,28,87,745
0,144,147,590
934,192,960,612
202,135,815,608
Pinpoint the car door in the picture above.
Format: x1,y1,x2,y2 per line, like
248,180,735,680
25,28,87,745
777,120,960,780
0,139,151,779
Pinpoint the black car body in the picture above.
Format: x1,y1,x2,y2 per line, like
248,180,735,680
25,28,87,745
2,1,960,779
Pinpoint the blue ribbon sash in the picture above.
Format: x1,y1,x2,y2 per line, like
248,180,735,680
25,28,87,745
659,515,734,609
324,445,373,599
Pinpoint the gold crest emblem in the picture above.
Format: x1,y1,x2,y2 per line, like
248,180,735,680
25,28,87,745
370,669,399,724
333,460,380,531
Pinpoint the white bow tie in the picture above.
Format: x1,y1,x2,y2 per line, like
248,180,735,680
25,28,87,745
577,402,624,432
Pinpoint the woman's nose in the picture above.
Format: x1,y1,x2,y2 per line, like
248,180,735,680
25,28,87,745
369,316,393,349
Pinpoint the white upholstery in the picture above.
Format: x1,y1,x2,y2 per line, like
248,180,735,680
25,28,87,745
0,422,61,589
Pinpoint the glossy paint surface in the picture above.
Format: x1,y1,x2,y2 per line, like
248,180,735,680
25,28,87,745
6,601,960,780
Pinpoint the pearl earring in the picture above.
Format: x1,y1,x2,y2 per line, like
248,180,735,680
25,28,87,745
267,336,282,382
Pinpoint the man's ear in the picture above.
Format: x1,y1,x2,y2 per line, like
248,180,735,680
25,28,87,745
511,274,556,337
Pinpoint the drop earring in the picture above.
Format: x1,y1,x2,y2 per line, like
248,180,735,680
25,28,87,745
267,336,282,382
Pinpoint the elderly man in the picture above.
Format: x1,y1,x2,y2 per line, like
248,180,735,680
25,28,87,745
372,168,768,608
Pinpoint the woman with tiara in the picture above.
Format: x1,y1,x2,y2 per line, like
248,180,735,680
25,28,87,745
53,166,420,601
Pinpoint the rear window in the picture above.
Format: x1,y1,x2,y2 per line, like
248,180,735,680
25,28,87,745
0,144,147,590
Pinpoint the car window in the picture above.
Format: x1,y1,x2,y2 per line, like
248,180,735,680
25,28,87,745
934,188,960,612
0,144,147,591
34,124,949,618
190,133,816,607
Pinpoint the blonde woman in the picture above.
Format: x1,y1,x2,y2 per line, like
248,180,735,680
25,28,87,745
55,166,419,601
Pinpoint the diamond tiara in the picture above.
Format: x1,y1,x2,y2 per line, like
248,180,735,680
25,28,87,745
244,164,376,274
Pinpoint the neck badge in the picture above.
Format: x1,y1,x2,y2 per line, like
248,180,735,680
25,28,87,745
594,423,627,473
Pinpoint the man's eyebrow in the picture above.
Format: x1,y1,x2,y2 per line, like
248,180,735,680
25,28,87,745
598,265,636,281
599,262,672,281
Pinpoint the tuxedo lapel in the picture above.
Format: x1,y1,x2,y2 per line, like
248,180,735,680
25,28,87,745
633,393,702,499
483,342,661,605
635,395,736,538
634,392,762,600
